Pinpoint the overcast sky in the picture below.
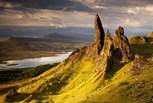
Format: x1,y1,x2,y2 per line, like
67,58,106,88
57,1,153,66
0,0,153,34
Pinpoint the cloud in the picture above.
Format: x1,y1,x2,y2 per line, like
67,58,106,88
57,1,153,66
123,19,141,27
0,9,94,28
0,0,91,12
91,5,107,9
127,5,153,15
0,0,153,35
82,0,153,8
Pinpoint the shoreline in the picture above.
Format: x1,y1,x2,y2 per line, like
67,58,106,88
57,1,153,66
0,51,72,71
0,51,62,63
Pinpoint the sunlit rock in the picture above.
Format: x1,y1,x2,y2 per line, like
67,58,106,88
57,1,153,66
114,26,134,62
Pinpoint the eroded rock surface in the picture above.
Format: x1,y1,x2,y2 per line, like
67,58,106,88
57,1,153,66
131,54,144,75
93,14,105,55
114,26,134,62
96,31,114,74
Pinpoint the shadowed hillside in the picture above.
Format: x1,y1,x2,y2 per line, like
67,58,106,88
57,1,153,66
0,37,89,62
0,15,153,103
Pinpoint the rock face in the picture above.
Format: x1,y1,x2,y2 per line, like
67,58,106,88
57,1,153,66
114,26,134,62
93,14,105,55
96,31,113,73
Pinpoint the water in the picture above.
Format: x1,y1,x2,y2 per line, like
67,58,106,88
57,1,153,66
0,52,72,70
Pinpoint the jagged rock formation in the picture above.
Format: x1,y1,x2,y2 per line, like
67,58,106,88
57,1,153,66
114,26,134,62
65,15,133,77
96,31,113,74
93,14,105,55
66,14,105,62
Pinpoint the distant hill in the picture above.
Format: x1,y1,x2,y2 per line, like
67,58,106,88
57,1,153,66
0,26,93,42
0,37,89,62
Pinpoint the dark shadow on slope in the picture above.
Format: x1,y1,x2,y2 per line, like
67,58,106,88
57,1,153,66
104,60,127,80
104,48,127,79
6,93,30,102
0,63,58,83
131,43,153,58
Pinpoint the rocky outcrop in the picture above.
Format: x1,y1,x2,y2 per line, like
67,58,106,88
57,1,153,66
96,31,113,73
93,14,105,55
64,15,133,78
114,26,134,62
131,54,144,75
129,35,153,44
149,32,153,38
129,36,147,44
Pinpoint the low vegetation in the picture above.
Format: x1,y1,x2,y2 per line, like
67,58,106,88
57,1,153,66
0,63,58,83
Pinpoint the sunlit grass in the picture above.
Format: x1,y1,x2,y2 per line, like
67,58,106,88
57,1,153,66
1,40,153,103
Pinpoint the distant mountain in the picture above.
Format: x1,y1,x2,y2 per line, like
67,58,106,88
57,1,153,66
0,26,93,42
45,27,93,42
0,36,89,61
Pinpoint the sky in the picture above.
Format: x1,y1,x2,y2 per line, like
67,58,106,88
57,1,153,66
0,0,153,35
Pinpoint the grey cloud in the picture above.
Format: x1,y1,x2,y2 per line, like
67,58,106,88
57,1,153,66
85,0,153,7
0,0,153,35
0,0,92,12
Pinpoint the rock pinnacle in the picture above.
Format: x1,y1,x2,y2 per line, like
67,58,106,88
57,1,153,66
94,14,105,55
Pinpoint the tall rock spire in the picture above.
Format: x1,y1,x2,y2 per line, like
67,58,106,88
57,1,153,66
114,26,134,62
94,14,105,55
